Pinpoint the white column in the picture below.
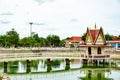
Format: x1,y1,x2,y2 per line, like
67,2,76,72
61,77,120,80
116,43,118,49
109,59,111,67
97,60,99,66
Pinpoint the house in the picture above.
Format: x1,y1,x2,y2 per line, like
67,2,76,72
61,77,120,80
79,24,111,64
106,36,120,50
65,36,82,48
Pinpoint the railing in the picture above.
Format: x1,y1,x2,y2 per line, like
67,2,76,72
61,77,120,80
0,53,42,59
80,54,110,59
0,52,83,62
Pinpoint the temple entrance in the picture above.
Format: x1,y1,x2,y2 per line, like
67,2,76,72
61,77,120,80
88,47,91,55
97,47,101,54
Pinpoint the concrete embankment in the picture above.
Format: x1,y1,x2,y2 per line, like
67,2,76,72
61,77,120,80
0,73,10,80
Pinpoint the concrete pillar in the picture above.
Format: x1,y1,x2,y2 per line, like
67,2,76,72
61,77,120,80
95,60,98,66
47,59,52,72
103,59,105,67
97,60,99,66
82,59,88,64
26,59,31,73
65,59,70,70
4,61,7,73
116,43,118,49
109,60,111,67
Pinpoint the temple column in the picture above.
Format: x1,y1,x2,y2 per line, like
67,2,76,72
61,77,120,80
65,59,70,70
116,43,118,49
47,59,52,72
26,59,31,73
4,61,8,73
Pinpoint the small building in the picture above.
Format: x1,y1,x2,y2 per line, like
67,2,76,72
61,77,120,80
65,36,82,48
106,36,120,51
79,24,111,64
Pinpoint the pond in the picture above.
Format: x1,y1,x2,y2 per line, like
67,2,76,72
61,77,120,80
0,59,120,80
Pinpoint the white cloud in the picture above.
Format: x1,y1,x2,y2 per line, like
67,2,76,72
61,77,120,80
0,0,120,39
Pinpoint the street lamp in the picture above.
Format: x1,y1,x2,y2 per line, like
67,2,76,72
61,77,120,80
29,22,33,37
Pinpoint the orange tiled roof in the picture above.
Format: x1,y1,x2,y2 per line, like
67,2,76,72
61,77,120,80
113,36,119,40
89,29,100,42
66,36,82,43
85,27,106,44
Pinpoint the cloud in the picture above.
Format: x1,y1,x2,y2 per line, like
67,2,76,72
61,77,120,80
70,18,79,22
0,20,11,24
0,12,14,16
34,0,55,5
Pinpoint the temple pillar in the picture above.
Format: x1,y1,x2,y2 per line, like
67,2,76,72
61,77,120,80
26,59,31,73
65,59,70,70
116,43,118,49
47,59,52,72
97,60,100,66
4,61,7,73
103,59,105,67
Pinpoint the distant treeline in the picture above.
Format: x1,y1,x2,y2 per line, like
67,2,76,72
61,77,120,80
0,28,65,47
0,28,119,48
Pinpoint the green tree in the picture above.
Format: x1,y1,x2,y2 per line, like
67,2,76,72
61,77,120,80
59,39,66,47
19,37,37,47
0,35,8,47
118,35,120,39
39,37,47,47
33,33,40,43
6,28,19,47
82,33,87,41
105,33,113,40
46,34,60,47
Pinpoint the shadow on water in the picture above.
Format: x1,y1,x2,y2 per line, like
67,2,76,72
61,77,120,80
1,59,120,80
7,61,19,74
78,69,113,80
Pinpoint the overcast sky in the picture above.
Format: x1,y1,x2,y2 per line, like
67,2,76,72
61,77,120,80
0,0,120,39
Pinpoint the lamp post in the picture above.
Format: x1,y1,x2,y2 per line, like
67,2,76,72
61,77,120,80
29,22,33,37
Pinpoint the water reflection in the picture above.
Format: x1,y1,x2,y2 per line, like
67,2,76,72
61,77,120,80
79,69,113,80
0,59,119,80
0,59,82,73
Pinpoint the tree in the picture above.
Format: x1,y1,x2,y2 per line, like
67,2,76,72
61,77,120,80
46,34,60,47
0,35,7,47
82,33,87,41
105,33,113,40
33,33,40,42
59,39,66,47
6,28,19,47
19,37,37,47
118,35,120,39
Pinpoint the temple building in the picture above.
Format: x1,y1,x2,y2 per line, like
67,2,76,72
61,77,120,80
79,24,111,64
65,36,82,48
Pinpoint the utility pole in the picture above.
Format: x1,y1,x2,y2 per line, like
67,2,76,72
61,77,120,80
29,22,33,37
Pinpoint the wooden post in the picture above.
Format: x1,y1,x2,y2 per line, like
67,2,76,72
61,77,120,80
4,61,7,73
95,60,98,66
47,59,52,72
103,59,105,67
26,59,31,73
109,59,111,67
97,60,99,66
65,59,70,70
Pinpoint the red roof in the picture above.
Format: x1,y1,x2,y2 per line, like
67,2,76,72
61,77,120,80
85,27,106,44
113,36,119,40
66,36,82,43
89,29,100,42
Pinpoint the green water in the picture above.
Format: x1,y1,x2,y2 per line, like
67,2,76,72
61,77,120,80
0,59,120,80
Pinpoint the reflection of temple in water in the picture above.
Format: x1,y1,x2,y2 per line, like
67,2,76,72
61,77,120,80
79,69,113,80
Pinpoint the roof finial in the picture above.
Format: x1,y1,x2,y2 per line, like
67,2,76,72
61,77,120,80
94,23,96,29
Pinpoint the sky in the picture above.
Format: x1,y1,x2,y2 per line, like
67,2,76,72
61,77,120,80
0,0,120,39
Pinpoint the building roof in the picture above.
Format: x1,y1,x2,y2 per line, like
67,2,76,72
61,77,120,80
66,36,82,43
113,36,119,40
89,29,100,42
85,27,106,45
